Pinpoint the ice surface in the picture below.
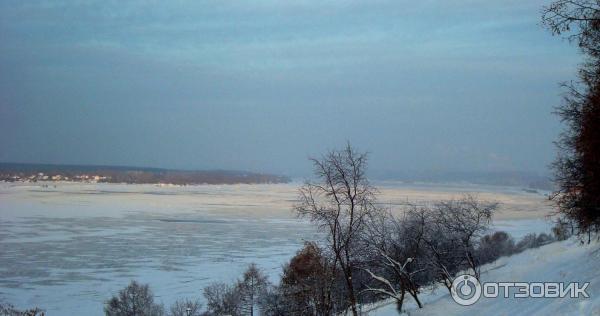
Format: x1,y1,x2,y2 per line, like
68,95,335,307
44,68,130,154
0,181,553,315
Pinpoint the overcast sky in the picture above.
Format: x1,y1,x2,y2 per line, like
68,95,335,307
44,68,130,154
0,0,581,177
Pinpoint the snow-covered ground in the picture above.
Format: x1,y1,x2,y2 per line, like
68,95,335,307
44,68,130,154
0,181,554,315
369,238,600,315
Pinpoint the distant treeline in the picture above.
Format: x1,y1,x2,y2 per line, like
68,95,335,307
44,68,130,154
370,169,554,191
0,163,290,185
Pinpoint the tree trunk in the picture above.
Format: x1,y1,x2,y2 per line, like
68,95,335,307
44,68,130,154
396,287,406,313
409,290,423,308
345,269,359,316
443,277,452,294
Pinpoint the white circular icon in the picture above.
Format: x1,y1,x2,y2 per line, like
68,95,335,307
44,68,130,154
451,274,482,306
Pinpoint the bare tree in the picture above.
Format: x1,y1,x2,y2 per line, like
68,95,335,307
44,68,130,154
360,196,495,309
542,0,600,58
259,286,288,316
203,282,241,316
361,208,426,312
432,195,497,280
295,143,381,316
168,298,202,316
202,264,269,316
104,281,164,316
238,264,269,316
404,196,497,293
421,228,464,292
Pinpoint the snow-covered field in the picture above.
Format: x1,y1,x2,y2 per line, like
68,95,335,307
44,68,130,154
0,181,554,315
369,238,600,316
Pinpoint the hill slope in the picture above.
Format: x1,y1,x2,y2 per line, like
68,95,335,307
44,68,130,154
371,239,600,315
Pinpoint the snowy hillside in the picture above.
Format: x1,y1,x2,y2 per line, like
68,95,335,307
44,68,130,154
370,238,600,315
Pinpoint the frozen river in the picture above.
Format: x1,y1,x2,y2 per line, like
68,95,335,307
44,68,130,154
0,181,554,315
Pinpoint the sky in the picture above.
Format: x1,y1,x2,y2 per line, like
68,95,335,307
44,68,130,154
0,0,582,177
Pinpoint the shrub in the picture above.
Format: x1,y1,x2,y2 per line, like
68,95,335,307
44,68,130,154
477,231,516,264
516,233,555,252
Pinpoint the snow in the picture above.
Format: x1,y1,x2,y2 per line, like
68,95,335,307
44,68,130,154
0,181,555,315
0,182,317,315
369,239,600,315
